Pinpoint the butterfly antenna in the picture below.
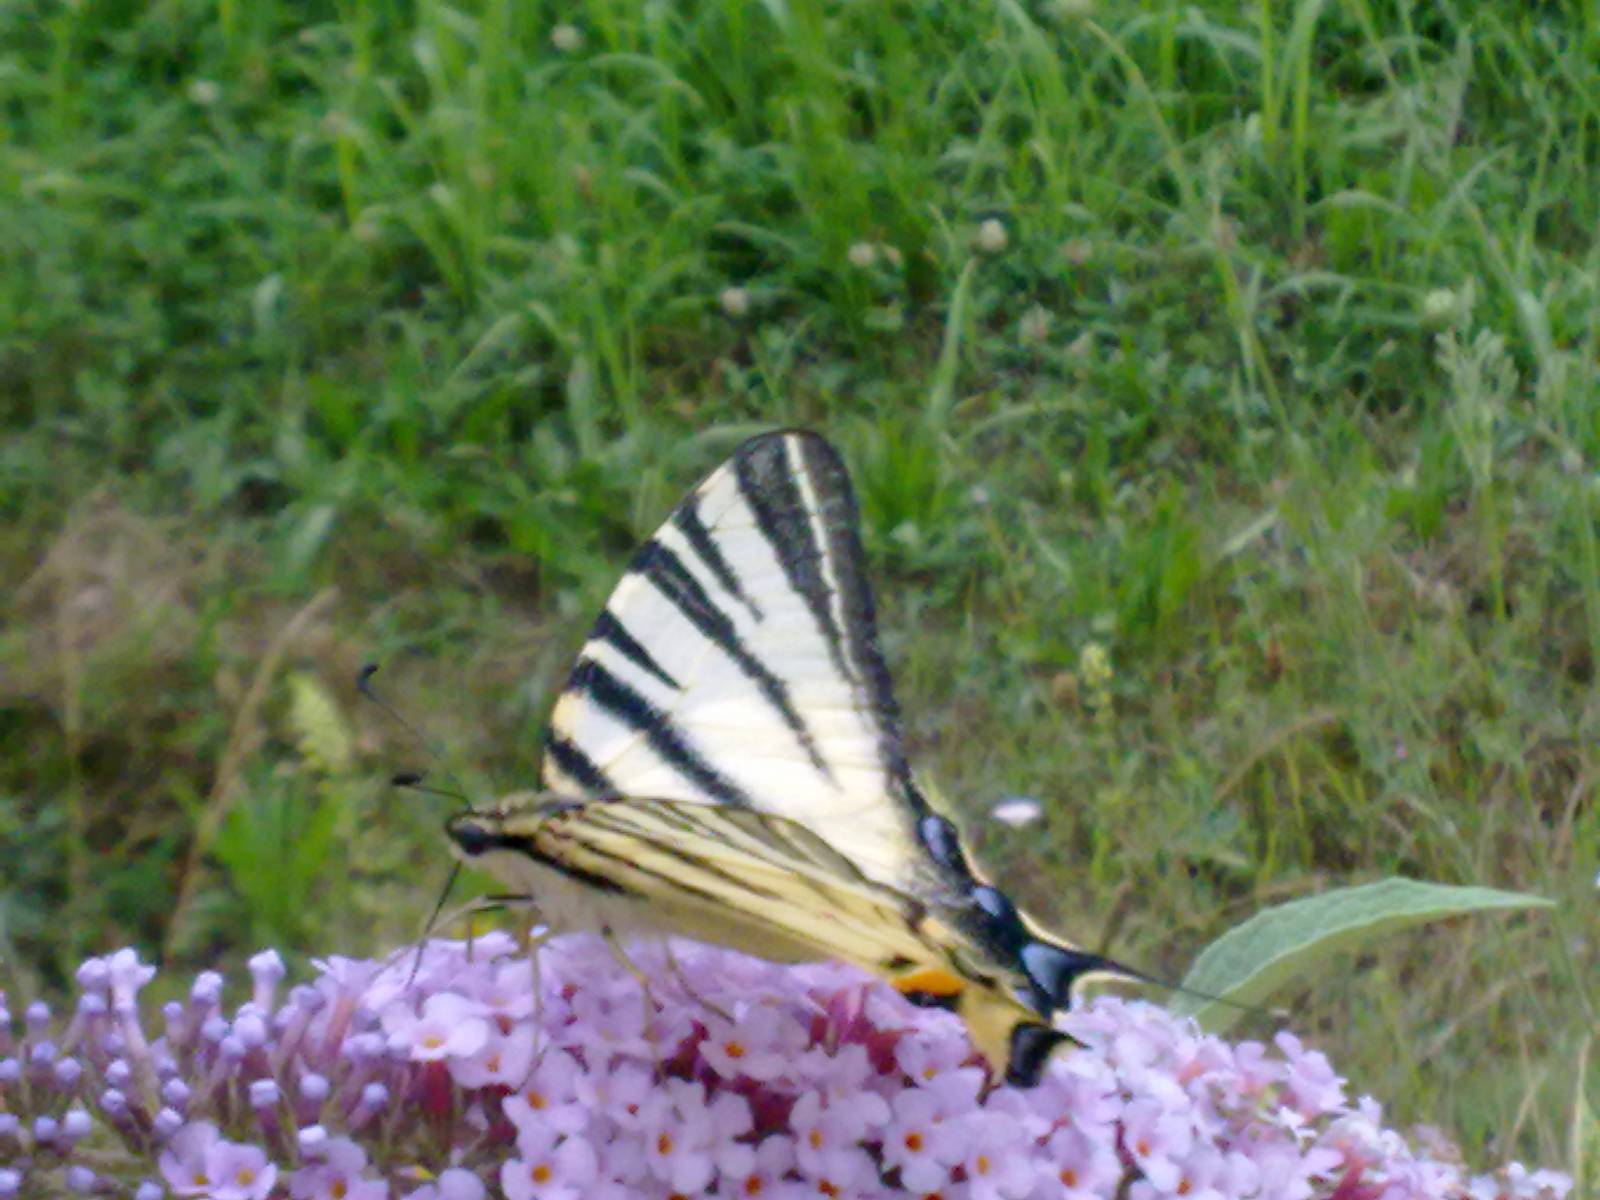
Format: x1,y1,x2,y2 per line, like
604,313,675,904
358,662,473,803
409,860,464,984
1094,952,1287,1024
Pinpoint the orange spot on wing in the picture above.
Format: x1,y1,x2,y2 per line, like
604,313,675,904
892,967,965,998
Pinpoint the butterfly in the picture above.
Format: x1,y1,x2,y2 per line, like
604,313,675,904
447,430,1136,1086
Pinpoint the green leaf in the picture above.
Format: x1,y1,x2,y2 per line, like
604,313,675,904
1172,877,1554,1033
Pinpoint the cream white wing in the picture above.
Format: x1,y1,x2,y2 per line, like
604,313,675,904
540,430,936,895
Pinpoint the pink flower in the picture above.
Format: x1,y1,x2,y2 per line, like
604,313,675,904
790,1090,883,1187
399,1168,488,1200
727,1133,812,1200
881,1086,969,1192
451,1023,537,1090
1275,1032,1347,1117
382,992,489,1061
1121,1096,1195,1192
960,1111,1038,1200
701,1002,804,1082
500,1125,598,1200
288,1136,386,1200
640,1080,717,1194
502,1049,589,1137
203,1140,278,1200
895,1030,976,1085
159,1122,222,1195
575,1059,655,1130
1046,1122,1126,1198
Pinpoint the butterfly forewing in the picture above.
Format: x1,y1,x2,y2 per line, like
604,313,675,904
541,431,934,896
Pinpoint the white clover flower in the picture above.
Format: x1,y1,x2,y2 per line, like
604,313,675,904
976,218,1009,253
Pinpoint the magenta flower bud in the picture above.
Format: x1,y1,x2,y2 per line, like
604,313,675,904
360,1081,389,1110
152,1107,184,1141
0,1114,18,1140
135,1181,162,1200
24,1000,50,1032
107,949,157,1009
191,972,224,1007
219,1034,247,1062
99,1088,127,1116
76,993,108,1020
201,1015,227,1045
249,1078,280,1108
298,1123,328,1154
233,1010,269,1049
60,1108,92,1144
249,950,286,1014
348,1031,386,1062
162,1000,185,1039
107,1059,133,1088
54,1057,83,1090
99,1028,126,1058
76,958,110,993
154,1052,178,1079
65,1165,96,1193
299,1072,329,1102
161,1078,191,1110
296,1072,329,1123
0,1058,17,1084
0,1168,20,1197
33,1114,60,1145
290,985,324,1015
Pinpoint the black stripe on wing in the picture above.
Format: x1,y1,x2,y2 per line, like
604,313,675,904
739,434,935,826
791,434,934,825
630,539,831,779
545,735,617,797
674,503,762,621
566,659,753,807
591,610,681,692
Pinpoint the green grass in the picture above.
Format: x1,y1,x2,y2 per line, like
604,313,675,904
2,0,1596,1176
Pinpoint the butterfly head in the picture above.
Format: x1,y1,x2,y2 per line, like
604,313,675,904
445,792,581,860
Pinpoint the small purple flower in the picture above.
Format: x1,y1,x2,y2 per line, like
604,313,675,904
500,1048,588,1137
203,1140,277,1200
0,933,1572,1199
881,1086,969,1192
640,1080,718,1194
159,1121,222,1194
501,1124,599,1200
288,1135,387,1200
382,993,489,1062
700,1002,804,1082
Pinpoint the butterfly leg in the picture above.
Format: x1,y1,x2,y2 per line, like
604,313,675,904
600,927,677,1075
661,939,732,1023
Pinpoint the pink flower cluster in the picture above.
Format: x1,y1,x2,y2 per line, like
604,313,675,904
0,934,1571,1199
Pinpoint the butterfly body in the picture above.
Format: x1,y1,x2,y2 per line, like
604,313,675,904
448,430,1132,1086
